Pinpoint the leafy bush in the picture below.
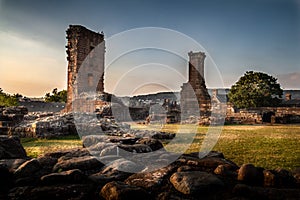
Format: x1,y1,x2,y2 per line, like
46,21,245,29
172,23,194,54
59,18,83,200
0,88,19,107
45,88,67,103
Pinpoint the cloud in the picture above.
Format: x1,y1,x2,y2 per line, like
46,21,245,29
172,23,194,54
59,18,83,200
277,72,300,89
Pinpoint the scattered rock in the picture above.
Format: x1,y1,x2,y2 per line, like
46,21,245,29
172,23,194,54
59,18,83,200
170,171,224,195
89,158,143,186
233,183,300,200
179,155,239,171
37,156,57,170
292,167,300,185
8,184,94,200
14,158,41,178
0,158,28,172
110,137,138,145
100,181,150,200
136,137,164,151
177,165,202,172
2,106,28,116
237,164,264,186
102,158,145,174
0,164,13,193
99,145,119,157
264,168,297,188
57,148,90,161
118,143,152,153
44,148,86,159
2,113,298,199
0,136,27,159
0,107,28,135
53,156,104,172
3,146,298,199
214,164,237,178
125,164,178,190
82,135,110,147
41,169,86,185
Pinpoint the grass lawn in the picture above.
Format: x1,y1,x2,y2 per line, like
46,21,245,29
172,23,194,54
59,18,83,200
21,135,82,158
21,124,300,171
131,123,300,171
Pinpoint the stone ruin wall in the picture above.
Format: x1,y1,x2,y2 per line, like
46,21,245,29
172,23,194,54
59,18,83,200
66,25,105,112
180,51,211,119
64,26,300,124
226,106,300,124
64,25,212,122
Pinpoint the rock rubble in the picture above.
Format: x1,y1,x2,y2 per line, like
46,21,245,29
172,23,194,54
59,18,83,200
0,115,299,199
0,138,298,199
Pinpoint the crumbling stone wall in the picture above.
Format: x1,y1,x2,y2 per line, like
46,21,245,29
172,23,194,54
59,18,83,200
66,25,105,112
19,102,65,113
226,107,300,124
180,51,211,118
0,106,28,135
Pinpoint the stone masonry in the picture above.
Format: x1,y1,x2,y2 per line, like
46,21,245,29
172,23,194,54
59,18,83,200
66,25,105,112
180,51,211,118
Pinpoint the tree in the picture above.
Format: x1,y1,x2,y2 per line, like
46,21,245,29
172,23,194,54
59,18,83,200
228,71,283,109
13,93,23,99
0,88,19,107
45,88,67,103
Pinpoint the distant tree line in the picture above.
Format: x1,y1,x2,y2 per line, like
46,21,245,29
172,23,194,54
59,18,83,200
45,88,67,103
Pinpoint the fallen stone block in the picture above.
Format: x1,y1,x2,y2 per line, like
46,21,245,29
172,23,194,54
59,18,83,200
100,181,150,200
170,171,224,195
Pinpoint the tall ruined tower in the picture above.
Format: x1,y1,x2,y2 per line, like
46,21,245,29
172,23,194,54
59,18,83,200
188,51,205,83
65,25,105,112
180,51,211,118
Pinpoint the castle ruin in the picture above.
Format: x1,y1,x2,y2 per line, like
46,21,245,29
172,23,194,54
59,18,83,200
65,25,211,120
65,25,105,112
180,51,211,118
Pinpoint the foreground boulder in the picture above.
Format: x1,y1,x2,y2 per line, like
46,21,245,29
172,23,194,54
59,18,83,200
100,181,150,200
53,155,104,172
0,136,27,159
40,169,87,185
125,163,178,190
14,158,41,178
237,163,264,186
170,171,224,195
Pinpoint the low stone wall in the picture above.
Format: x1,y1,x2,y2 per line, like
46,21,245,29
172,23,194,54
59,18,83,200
0,107,28,135
19,102,65,113
9,113,77,138
227,107,300,124
226,111,263,124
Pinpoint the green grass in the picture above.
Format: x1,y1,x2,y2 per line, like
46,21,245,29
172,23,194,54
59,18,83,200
21,135,82,158
131,124,300,171
21,124,300,171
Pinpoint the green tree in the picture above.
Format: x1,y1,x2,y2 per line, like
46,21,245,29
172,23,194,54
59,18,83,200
45,88,67,103
228,71,283,109
0,88,19,107
57,90,67,102
13,93,23,98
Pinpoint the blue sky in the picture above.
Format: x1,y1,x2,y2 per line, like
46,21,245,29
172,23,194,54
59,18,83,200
0,0,299,97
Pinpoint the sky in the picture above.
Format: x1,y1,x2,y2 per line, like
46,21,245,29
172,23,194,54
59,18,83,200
0,0,299,97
